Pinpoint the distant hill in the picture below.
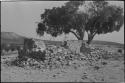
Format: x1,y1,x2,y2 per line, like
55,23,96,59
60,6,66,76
1,32,124,48
90,40,124,47
41,40,124,48
1,32,26,45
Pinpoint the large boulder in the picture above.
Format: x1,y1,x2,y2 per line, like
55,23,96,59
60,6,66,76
24,38,46,52
17,38,47,62
66,40,88,54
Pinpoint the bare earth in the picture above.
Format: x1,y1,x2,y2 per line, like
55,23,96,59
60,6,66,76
1,57,124,82
1,46,124,82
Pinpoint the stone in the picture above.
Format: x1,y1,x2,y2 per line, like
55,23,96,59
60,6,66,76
66,40,83,54
33,39,46,52
15,40,115,70
24,38,46,52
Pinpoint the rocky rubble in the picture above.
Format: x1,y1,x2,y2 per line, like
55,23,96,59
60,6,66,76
85,47,113,63
13,43,117,70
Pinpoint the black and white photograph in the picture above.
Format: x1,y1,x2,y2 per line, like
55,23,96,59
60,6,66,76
1,0,124,82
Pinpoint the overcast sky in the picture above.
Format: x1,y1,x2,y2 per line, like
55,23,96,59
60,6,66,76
1,1,124,44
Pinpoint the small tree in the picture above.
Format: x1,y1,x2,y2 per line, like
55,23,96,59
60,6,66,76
85,1,124,44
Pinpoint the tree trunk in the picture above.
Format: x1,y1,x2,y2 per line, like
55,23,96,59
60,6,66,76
78,36,84,40
87,34,94,45
70,29,85,40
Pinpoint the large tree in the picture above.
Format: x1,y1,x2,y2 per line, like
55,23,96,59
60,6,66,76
36,1,124,45
36,1,87,40
85,1,124,44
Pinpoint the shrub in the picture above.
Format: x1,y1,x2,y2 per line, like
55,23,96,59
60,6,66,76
10,48,16,51
28,51,46,61
5,48,10,52
117,49,122,53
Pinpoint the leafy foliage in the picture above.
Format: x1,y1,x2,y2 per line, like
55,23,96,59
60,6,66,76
85,1,124,44
36,1,124,44
36,1,86,40
86,5,124,34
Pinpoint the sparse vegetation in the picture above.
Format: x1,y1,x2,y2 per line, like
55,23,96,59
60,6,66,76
27,51,46,61
117,49,122,53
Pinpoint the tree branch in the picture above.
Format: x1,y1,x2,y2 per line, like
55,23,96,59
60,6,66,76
70,30,80,39
93,30,97,36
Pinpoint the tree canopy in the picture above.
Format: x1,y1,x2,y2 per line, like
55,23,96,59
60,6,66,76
36,1,124,44
85,1,124,44
36,1,86,40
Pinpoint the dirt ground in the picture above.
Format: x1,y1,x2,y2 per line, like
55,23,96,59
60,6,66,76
1,46,124,82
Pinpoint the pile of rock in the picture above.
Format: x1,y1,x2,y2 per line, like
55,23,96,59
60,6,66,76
42,46,81,69
85,47,115,64
15,41,115,69
16,45,86,69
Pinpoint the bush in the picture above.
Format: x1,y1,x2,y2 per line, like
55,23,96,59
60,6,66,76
10,48,16,51
5,48,10,52
117,49,122,53
28,51,46,61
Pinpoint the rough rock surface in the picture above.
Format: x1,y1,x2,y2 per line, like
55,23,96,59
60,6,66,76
15,41,117,70
1,40,124,82
66,40,83,54
24,38,46,52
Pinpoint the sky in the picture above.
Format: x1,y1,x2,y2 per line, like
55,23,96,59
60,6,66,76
1,1,124,44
